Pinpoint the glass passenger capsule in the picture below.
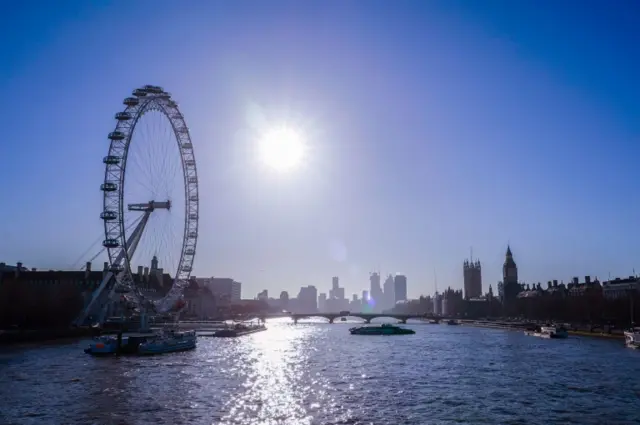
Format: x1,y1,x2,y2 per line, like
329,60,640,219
102,239,120,248
108,131,125,140
123,97,139,106
100,182,118,191
100,211,117,220
103,156,121,165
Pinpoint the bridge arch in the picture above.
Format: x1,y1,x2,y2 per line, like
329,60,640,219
367,315,408,324
292,315,334,324
404,316,431,322
339,315,368,322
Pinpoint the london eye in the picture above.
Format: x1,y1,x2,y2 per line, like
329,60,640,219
75,85,199,326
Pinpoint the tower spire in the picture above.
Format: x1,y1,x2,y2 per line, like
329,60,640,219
434,268,438,295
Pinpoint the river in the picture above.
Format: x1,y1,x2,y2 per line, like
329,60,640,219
1,319,639,425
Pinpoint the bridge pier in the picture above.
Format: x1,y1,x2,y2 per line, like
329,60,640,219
329,317,334,324
399,319,407,324
364,318,371,324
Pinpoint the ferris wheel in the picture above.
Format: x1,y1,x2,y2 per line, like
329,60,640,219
76,85,199,326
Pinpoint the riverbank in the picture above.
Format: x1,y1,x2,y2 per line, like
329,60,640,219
459,320,625,340
0,327,97,346
567,330,624,340
459,320,526,331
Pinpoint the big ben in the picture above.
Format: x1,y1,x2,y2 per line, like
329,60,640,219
502,245,521,308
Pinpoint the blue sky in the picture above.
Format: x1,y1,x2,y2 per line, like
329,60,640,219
1,0,640,299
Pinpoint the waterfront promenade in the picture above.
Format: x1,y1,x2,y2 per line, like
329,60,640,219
458,319,626,339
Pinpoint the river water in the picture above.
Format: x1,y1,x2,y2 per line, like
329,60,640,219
1,319,640,425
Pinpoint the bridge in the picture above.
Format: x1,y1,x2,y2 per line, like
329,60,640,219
263,312,446,324
163,313,450,329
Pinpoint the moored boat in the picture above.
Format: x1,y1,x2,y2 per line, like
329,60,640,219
624,327,640,349
550,326,569,339
446,320,459,326
84,335,119,356
524,325,568,339
349,323,415,335
213,323,266,338
84,332,155,356
138,330,197,355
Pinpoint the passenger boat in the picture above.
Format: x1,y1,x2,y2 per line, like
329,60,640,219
84,335,119,356
349,323,415,335
524,325,568,339
213,323,266,338
84,332,155,356
138,330,197,355
624,327,640,349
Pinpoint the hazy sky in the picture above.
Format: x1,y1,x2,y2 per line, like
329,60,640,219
1,0,640,299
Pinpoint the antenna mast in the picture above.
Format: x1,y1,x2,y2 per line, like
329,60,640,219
434,268,438,295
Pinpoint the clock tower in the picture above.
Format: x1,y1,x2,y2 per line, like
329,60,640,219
502,245,521,311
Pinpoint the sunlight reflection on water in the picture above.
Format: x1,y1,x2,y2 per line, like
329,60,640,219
220,325,314,425
2,319,640,425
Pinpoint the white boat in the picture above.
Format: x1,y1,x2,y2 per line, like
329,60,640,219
624,327,640,349
138,329,197,355
525,325,568,339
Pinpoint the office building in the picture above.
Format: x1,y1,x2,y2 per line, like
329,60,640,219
394,274,407,303
297,285,318,312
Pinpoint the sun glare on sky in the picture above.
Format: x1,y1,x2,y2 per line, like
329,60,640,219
258,126,305,172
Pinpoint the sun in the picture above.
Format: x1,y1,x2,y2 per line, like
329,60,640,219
258,126,305,172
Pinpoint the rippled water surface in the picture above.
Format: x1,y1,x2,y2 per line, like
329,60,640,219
2,320,640,425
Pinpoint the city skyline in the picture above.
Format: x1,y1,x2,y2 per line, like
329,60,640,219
2,1,640,299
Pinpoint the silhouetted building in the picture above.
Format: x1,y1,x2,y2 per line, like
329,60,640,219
463,258,482,299
442,287,464,316
349,294,361,311
329,276,345,300
197,277,242,303
394,274,407,303
369,272,383,307
602,277,640,299
318,293,327,312
0,262,28,272
0,260,170,329
383,274,395,310
327,276,347,311
297,286,318,312
279,291,289,309
433,292,442,315
442,293,448,315
183,278,217,319
501,245,520,313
